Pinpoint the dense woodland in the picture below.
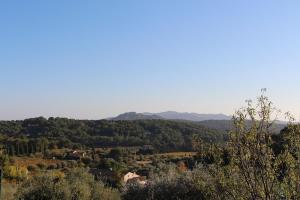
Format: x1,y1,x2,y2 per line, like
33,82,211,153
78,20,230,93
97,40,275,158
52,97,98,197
0,118,227,154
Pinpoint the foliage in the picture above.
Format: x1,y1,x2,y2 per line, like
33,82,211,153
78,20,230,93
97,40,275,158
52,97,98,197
0,118,226,153
3,166,28,181
122,167,205,200
15,174,69,200
192,92,300,200
15,168,120,200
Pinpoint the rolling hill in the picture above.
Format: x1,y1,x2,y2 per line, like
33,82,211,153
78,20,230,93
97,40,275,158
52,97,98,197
112,111,231,121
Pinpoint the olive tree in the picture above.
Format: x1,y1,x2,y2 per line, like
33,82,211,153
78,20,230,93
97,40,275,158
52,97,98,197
212,91,300,200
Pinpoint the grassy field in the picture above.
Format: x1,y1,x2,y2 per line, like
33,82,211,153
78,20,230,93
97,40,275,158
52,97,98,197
13,157,61,168
136,152,197,166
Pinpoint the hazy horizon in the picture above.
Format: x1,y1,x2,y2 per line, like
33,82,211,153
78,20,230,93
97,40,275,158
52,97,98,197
1,1,300,120
0,111,232,121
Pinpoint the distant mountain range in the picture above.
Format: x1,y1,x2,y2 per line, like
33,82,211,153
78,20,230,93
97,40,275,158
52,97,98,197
109,112,286,134
111,112,163,121
111,111,232,121
198,120,286,134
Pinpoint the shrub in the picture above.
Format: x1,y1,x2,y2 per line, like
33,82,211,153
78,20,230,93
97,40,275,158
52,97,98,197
27,165,37,172
36,163,47,170
15,168,121,200
60,161,67,169
122,172,205,200
15,174,69,200
4,165,28,181
55,162,62,169
47,164,57,170
66,160,77,168
81,157,92,166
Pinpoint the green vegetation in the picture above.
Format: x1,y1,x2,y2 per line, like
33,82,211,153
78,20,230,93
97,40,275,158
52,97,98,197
15,169,120,200
0,118,226,153
2,92,300,199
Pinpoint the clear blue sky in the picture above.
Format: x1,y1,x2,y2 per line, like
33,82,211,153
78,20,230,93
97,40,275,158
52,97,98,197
1,0,300,120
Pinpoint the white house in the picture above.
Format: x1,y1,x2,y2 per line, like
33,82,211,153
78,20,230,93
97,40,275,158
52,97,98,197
123,172,141,183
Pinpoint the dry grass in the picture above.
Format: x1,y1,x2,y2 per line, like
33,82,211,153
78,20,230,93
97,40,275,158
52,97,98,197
136,152,197,166
13,157,61,168
156,152,197,157
1,180,18,200
136,161,152,165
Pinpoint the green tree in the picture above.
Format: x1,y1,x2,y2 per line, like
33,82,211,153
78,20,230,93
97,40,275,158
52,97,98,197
205,91,300,200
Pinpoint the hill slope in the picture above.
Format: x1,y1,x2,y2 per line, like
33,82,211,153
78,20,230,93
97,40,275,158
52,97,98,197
198,120,286,134
0,117,227,152
112,111,232,121
112,112,163,120
146,111,232,121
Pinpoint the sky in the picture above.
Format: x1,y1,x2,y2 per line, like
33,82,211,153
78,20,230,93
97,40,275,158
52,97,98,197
1,0,300,120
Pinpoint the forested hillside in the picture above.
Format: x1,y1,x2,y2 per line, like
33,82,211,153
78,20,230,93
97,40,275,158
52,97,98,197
0,117,227,154
198,120,286,134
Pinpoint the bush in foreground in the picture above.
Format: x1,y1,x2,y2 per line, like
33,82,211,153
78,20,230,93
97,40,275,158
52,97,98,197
15,168,120,200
